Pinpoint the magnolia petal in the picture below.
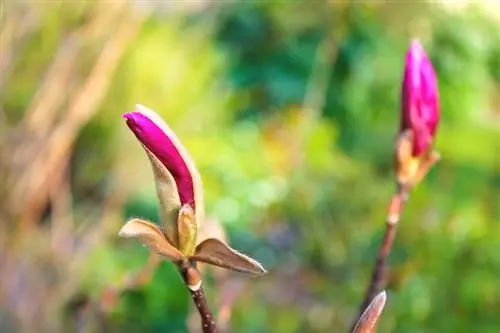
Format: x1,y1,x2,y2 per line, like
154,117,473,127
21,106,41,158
123,104,204,227
144,148,181,246
190,238,267,276
352,291,387,333
135,105,204,221
119,219,184,262
177,204,198,257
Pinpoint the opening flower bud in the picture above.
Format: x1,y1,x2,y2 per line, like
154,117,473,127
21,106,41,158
123,105,203,210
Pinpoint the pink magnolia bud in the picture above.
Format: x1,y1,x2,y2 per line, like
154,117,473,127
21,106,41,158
123,105,201,211
401,40,440,157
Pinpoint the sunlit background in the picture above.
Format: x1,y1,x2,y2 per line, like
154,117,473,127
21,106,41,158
1,1,500,332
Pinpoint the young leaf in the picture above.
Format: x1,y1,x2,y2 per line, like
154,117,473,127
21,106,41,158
144,148,181,246
177,204,198,257
196,217,228,279
119,219,184,262
190,238,267,276
352,291,387,333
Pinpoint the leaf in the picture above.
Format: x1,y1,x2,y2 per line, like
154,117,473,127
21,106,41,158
144,148,181,246
352,291,387,333
190,238,267,276
118,219,184,261
196,218,228,278
177,204,198,257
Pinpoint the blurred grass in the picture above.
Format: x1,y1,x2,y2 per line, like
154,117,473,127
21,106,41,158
1,1,500,332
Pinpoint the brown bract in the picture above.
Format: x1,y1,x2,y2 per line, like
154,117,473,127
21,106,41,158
119,216,267,288
352,291,387,333
395,130,440,190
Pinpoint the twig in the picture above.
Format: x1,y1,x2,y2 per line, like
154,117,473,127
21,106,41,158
14,7,143,231
187,285,217,333
188,217,231,333
179,264,217,333
0,4,39,92
352,184,409,330
23,35,79,136
50,155,74,259
353,129,440,331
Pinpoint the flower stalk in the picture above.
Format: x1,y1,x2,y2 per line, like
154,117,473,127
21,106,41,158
178,263,216,333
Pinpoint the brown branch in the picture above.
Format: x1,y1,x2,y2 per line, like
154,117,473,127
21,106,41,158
188,217,230,333
352,185,409,331
0,3,39,92
14,7,143,231
49,155,74,259
188,285,217,333
179,264,217,333
23,35,79,136
352,129,439,332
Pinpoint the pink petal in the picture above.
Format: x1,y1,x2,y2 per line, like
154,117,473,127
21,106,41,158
124,107,196,209
401,40,440,156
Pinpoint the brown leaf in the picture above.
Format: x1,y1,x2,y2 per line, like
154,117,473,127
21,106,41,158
190,238,267,276
144,148,181,247
118,218,184,261
177,204,198,257
197,217,228,279
352,291,387,333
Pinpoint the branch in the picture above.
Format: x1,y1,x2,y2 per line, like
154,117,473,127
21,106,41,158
179,264,217,333
352,129,439,331
362,185,408,311
13,8,144,231
351,185,409,331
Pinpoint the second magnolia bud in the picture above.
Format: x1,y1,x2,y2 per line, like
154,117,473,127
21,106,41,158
400,39,440,157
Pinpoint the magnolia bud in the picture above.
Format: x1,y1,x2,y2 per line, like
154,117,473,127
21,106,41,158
401,40,440,157
124,106,197,208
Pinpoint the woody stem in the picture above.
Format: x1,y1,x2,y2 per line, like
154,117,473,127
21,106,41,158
351,184,409,331
179,264,217,333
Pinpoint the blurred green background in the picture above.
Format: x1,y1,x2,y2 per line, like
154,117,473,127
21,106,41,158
1,1,500,332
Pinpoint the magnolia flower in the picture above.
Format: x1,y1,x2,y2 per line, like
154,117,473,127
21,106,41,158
119,105,266,292
401,39,440,157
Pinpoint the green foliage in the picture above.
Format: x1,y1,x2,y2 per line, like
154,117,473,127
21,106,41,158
110,264,189,333
4,1,500,332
